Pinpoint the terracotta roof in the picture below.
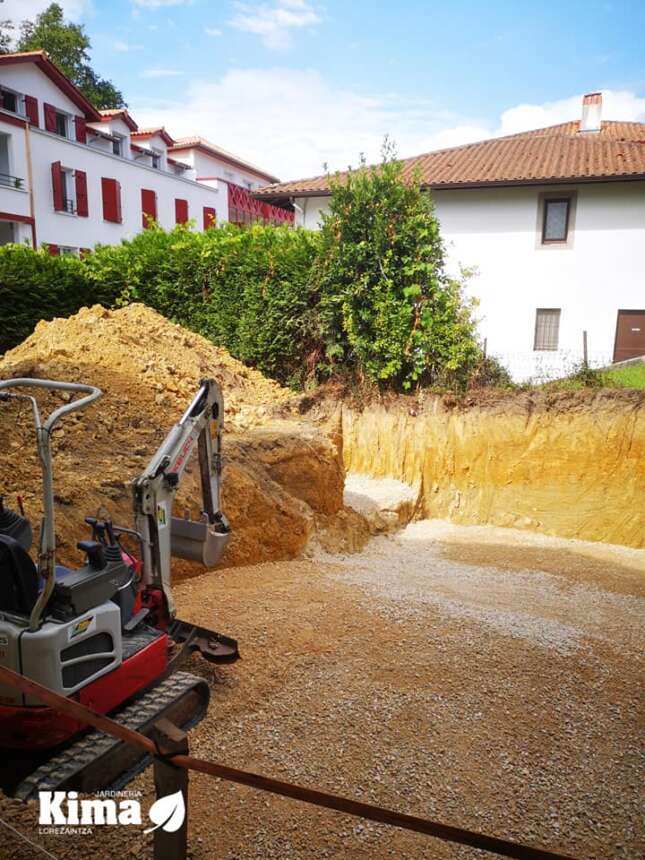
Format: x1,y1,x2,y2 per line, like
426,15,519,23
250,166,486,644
0,51,101,121
169,136,279,184
255,120,645,199
98,108,138,132
131,127,175,146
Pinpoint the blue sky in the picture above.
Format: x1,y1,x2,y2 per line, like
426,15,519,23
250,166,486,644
7,1,645,179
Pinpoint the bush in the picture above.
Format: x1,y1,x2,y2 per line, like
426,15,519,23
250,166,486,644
84,223,320,387
0,244,118,353
314,143,481,390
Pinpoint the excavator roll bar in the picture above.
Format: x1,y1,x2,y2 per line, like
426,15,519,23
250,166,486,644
0,378,102,631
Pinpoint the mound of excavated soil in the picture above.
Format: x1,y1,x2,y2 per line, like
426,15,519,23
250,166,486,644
0,304,367,571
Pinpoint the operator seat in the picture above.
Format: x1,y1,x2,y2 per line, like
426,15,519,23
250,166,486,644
0,534,38,616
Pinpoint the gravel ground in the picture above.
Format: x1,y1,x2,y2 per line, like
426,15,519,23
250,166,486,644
2,522,643,860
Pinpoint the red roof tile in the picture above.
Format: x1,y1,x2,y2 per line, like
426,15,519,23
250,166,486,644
255,120,645,198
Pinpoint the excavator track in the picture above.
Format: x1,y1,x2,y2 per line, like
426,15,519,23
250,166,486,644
10,671,209,801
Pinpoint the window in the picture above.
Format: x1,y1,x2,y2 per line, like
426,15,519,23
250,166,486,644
542,198,570,243
151,150,162,170
0,88,18,114
112,135,124,156
55,111,68,138
59,246,77,256
101,177,122,223
141,188,157,228
534,309,561,351
175,198,189,225
60,169,75,213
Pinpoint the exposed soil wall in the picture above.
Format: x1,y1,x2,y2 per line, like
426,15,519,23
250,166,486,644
341,391,645,548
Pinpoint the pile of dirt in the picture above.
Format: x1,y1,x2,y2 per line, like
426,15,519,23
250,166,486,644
0,304,367,570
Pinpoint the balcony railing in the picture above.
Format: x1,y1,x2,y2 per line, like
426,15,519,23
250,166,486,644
62,198,76,214
0,172,24,190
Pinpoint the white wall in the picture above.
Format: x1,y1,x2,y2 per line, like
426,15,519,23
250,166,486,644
0,63,81,127
293,182,645,381
28,127,224,248
172,147,270,191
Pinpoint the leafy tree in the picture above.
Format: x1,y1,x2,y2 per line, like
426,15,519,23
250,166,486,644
1,3,124,109
314,141,481,389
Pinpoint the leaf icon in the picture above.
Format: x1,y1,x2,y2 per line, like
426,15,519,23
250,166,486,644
144,790,186,833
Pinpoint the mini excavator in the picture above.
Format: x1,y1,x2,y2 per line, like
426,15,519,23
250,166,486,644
0,377,238,799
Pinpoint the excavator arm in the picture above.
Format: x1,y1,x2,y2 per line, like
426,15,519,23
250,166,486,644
132,379,230,618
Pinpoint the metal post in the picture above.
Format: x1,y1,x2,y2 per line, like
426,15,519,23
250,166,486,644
151,718,189,860
583,330,588,368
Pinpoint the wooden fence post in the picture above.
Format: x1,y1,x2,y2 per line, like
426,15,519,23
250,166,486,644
151,718,189,860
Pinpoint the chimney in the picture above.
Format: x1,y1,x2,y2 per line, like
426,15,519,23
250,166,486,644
580,92,602,133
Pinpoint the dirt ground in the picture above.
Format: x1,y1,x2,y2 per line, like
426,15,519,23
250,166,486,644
2,522,643,860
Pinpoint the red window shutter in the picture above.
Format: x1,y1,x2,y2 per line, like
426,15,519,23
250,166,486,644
141,189,157,228
175,198,188,225
51,161,64,211
74,116,87,144
203,207,216,230
102,178,122,223
48,244,60,256
24,95,39,127
44,103,57,133
75,170,88,217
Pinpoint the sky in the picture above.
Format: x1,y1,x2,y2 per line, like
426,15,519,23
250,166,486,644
3,0,645,181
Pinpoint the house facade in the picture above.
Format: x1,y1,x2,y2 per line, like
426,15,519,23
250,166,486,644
0,51,291,256
256,94,645,381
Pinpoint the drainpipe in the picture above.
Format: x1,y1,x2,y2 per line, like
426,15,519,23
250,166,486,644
291,197,307,227
23,121,36,248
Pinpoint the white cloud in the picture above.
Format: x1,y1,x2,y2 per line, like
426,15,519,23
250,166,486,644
230,0,321,50
498,90,645,135
131,72,645,183
0,0,90,24
114,40,144,52
132,0,192,7
141,67,184,78
205,27,223,37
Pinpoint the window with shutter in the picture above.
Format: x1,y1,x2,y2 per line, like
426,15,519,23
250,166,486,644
175,198,189,225
74,116,87,144
141,189,157,228
44,103,57,133
24,95,38,126
47,244,60,256
75,171,88,217
203,207,216,230
51,161,64,211
533,309,561,351
102,177,122,223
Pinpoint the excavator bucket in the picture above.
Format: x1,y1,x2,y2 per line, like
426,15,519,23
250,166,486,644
171,516,230,567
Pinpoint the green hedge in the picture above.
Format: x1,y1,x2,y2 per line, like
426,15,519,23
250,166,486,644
0,244,120,354
1,192,481,391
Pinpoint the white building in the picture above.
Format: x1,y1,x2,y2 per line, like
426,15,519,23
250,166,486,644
0,51,291,256
256,94,645,380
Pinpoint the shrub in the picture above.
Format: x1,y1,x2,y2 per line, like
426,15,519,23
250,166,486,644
314,143,481,390
0,244,117,353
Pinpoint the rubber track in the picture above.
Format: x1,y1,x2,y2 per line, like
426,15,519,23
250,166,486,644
15,671,207,801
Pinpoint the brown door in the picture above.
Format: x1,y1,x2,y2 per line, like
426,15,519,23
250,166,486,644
613,310,645,362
